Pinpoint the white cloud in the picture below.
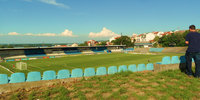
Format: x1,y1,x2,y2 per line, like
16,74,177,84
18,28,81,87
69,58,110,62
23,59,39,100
89,27,120,38
8,32,20,35
60,29,76,37
36,33,57,36
23,0,70,9
24,33,34,36
25,33,56,36
39,0,70,8
19,29,76,37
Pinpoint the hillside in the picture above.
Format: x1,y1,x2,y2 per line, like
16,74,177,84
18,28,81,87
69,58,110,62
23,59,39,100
0,70,200,100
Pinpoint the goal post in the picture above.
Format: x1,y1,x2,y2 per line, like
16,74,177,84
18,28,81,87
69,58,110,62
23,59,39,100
16,62,27,70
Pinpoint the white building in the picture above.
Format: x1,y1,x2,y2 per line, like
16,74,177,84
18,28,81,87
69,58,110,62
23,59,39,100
132,31,165,42
145,33,156,42
71,43,78,47
109,36,121,42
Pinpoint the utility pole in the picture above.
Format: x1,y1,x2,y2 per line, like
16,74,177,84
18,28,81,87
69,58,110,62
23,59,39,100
120,33,123,45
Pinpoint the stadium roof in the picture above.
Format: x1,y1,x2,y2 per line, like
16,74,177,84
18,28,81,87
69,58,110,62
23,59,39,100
0,45,126,51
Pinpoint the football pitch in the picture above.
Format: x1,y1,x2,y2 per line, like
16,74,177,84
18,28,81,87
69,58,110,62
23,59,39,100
0,53,184,75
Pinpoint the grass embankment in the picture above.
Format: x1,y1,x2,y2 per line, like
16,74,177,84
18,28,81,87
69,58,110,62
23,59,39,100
1,70,199,100
0,53,184,75
0,67,11,75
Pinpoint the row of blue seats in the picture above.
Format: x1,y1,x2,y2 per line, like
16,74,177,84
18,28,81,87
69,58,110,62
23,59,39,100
124,48,134,51
157,56,191,65
0,64,154,84
149,48,164,52
26,54,47,57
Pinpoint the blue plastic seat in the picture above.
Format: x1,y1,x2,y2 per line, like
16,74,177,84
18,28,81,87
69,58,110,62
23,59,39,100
128,64,137,72
137,64,146,71
146,63,154,71
71,68,83,78
0,74,9,84
84,68,95,77
26,71,41,82
96,67,107,75
57,69,70,79
171,56,180,64
118,65,127,72
108,66,117,74
42,70,56,80
161,56,171,64
9,73,25,83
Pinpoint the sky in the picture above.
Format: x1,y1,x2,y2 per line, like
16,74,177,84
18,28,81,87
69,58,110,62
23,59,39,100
0,0,200,44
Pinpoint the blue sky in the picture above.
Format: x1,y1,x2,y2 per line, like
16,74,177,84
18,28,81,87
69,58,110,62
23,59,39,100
0,0,200,44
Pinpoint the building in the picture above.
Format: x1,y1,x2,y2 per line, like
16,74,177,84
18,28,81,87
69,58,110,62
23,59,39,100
71,43,78,47
109,36,121,42
87,40,98,46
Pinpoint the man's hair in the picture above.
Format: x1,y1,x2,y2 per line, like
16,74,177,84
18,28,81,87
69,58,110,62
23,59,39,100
189,25,196,30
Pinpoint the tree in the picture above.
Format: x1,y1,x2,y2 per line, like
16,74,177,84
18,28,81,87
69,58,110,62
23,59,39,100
111,36,134,47
79,41,88,46
157,32,187,47
153,36,160,47
96,41,108,46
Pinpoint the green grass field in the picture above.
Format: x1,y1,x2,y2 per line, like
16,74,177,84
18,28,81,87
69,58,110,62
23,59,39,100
0,67,11,75
0,53,184,75
1,70,200,100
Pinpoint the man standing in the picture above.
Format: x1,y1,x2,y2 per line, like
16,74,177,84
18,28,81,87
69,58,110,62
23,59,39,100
185,25,200,78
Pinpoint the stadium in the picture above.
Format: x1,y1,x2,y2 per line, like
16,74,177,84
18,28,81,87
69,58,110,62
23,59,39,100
1,46,199,99
1,0,200,99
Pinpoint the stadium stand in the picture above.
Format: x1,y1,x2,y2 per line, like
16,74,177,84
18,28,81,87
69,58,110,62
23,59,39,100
24,49,46,57
84,68,95,77
26,71,41,82
71,68,83,78
118,65,128,72
9,73,25,83
137,64,146,71
0,55,196,85
123,48,134,52
0,74,8,84
57,69,70,79
62,48,82,55
91,47,107,53
146,63,154,70
108,66,118,74
0,63,156,84
133,48,149,53
128,64,137,72
1,46,127,62
96,67,107,75
149,48,164,52
42,70,56,80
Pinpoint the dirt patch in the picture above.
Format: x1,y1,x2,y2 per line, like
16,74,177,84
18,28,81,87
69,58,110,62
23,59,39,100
85,92,95,98
102,92,111,99
141,79,149,83
150,82,159,87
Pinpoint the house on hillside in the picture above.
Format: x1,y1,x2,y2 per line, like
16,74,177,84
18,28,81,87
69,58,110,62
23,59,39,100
87,40,98,46
109,36,121,42
71,43,78,47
